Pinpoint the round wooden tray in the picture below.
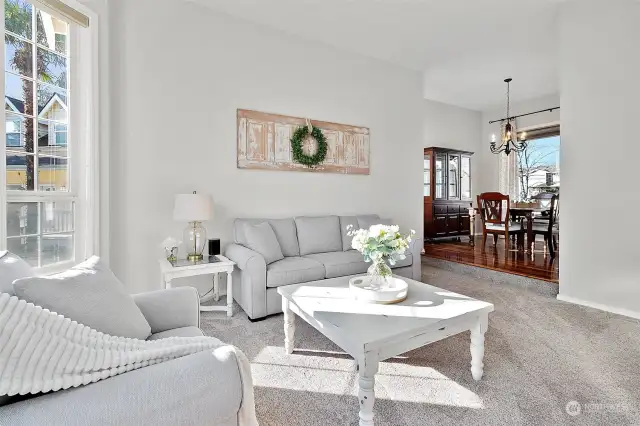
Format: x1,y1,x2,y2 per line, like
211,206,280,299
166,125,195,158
348,276,409,304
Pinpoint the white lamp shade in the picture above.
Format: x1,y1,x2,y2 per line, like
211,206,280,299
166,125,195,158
173,193,212,222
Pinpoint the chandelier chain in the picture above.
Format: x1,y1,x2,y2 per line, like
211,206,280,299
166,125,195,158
506,80,510,122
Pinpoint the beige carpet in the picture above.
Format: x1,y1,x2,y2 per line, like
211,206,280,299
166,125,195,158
201,264,640,426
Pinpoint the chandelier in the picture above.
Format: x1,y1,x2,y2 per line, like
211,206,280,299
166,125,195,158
490,78,527,156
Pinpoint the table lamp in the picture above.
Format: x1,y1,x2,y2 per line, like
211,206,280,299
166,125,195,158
173,191,212,261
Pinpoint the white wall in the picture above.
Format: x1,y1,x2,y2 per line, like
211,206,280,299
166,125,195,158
108,0,433,293
479,94,560,195
423,99,483,191
557,0,640,318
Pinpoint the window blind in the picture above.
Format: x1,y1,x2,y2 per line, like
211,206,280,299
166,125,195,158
33,0,89,28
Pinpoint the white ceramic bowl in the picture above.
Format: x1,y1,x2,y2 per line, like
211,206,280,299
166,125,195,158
349,276,408,304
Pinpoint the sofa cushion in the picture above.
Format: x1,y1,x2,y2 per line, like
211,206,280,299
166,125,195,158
295,216,342,256
304,251,369,278
234,218,300,257
339,216,359,251
0,251,35,296
357,215,391,230
268,218,300,257
243,222,284,264
148,326,204,340
13,256,152,340
267,257,325,288
0,350,243,425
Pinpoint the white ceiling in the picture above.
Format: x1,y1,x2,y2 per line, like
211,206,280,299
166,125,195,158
193,0,562,111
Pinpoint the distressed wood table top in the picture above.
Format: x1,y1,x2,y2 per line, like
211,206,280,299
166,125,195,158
278,275,494,355
278,275,493,425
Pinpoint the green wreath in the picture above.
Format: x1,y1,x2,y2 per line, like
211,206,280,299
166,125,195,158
290,125,328,167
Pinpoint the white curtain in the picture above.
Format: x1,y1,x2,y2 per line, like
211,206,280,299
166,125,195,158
498,119,519,200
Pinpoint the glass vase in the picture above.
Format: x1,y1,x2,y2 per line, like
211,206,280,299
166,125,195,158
165,247,178,263
367,259,392,290
183,221,207,261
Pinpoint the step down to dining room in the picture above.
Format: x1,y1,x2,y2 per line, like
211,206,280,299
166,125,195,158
422,238,558,298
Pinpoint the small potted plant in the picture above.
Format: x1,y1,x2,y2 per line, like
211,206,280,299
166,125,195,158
161,237,180,262
349,224,415,290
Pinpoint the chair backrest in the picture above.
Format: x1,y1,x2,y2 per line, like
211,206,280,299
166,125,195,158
532,192,553,210
477,192,510,227
547,194,559,232
532,192,559,232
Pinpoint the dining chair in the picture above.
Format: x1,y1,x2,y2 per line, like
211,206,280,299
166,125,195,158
531,192,556,223
477,192,525,252
532,193,559,257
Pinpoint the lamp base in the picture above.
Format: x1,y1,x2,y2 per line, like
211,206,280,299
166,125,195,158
183,221,207,261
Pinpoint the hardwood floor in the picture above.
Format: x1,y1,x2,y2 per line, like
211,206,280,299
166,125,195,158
423,237,559,283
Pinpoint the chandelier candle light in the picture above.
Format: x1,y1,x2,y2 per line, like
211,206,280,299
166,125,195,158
490,78,528,156
173,192,213,261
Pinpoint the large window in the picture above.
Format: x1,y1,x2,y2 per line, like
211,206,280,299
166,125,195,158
516,133,560,201
2,0,95,269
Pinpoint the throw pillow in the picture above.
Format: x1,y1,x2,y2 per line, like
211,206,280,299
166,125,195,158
268,218,300,257
0,251,35,296
243,222,285,264
13,256,151,340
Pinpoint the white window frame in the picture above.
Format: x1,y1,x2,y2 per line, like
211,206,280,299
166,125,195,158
0,0,101,274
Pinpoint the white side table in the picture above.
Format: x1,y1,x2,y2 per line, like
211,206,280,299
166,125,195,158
158,255,235,317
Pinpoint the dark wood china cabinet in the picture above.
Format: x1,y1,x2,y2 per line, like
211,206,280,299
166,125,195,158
424,147,473,241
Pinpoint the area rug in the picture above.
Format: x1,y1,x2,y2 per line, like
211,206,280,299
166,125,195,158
201,265,640,426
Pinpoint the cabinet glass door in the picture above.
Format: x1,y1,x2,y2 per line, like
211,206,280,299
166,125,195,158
423,154,431,197
435,154,446,199
448,155,459,199
461,156,471,200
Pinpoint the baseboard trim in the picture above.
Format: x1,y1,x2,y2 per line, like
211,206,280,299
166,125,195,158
556,294,640,320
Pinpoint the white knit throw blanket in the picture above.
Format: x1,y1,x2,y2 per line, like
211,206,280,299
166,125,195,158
0,293,259,425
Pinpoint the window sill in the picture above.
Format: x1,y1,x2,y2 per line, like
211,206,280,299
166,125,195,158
36,260,76,276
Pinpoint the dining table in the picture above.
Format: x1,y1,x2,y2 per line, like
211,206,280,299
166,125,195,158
509,207,551,253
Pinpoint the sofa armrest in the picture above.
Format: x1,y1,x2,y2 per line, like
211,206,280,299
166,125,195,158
226,243,266,271
225,244,268,319
409,236,421,280
408,237,419,256
133,287,200,333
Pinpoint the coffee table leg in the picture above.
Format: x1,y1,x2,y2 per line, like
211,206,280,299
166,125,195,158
470,315,488,381
283,299,295,354
358,358,379,426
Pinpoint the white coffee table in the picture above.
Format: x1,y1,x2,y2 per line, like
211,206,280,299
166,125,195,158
277,275,494,426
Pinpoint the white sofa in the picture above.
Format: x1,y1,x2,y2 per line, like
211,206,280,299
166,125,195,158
0,252,250,426
226,215,416,320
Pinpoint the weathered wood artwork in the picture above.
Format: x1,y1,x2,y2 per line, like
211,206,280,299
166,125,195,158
237,109,370,175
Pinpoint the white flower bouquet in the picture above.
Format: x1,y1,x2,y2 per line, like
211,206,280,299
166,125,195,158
349,224,415,288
